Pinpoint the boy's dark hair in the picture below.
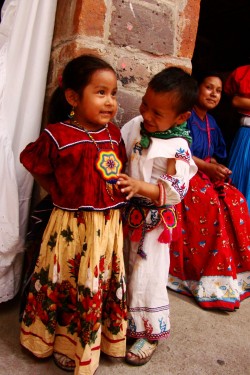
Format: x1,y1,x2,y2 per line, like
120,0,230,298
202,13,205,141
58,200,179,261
148,67,198,114
48,54,115,123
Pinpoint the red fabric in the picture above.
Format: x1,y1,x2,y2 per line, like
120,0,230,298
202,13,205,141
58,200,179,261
224,65,250,97
20,122,127,210
169,173,250,310
224,65,250,115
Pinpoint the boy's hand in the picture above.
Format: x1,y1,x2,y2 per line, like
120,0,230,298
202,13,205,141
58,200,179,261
117,173,160,201
117,173,140,200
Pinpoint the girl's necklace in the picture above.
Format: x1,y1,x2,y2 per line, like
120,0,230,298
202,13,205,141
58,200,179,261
71,120,122,200
72,121,114,150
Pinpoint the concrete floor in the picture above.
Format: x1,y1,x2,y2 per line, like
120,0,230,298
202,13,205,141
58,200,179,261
0,290,249,375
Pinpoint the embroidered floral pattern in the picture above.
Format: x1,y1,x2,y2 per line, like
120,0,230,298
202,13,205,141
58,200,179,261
169,174,250,310
61,226,74,244
127,207,146,228
175,148,191,163
22,249,126,347
21,209,127,354
160,174,187,200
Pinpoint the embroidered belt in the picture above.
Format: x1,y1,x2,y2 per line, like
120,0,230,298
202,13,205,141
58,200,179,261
123,197,177,258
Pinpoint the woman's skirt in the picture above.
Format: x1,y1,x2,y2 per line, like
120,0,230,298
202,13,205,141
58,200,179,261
228,125,250,210
168,173,250,311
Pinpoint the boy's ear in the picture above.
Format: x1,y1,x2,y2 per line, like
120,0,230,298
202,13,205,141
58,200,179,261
65,88,79,107
176,111,191,125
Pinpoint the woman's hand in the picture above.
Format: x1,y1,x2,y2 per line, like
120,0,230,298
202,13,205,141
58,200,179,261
193,156,232,182
203,161,232,182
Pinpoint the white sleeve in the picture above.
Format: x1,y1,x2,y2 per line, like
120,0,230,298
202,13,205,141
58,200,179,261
158,156,195,205
151,141,197,206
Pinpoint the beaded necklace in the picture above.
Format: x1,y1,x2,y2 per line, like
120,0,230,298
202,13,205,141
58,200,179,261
71,120,122,200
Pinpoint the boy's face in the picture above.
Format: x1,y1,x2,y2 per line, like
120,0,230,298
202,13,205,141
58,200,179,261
139,87,187,132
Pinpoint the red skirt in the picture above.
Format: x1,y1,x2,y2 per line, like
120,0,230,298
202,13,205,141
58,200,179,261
168,173,250,311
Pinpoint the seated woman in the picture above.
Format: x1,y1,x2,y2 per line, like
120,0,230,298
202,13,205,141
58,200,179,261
168,72,250,311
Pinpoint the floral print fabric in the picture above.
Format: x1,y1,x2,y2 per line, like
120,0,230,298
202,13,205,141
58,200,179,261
168,174,250,310
20,208,127,375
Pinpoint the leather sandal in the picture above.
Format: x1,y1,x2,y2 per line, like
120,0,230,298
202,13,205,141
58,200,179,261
125,338,158,366
53,352,75,372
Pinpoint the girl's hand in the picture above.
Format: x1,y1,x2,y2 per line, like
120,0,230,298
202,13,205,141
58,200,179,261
117,173,140,200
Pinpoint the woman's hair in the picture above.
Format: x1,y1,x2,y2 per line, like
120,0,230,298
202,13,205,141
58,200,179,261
193,70,223,86
148,67,198,114
48,54,116,123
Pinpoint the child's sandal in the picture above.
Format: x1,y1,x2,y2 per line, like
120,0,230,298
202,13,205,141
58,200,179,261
53,352,75,372
125,338,158,366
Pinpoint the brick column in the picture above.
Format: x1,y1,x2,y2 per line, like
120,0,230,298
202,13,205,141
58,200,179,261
47,0,201,124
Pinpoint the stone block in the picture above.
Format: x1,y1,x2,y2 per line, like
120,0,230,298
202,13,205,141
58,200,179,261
115,90,143,127
178,0,201,58
77,0,106,36
116,56,152,88
53,0,81,41
110,0,175,55
53,0,106,42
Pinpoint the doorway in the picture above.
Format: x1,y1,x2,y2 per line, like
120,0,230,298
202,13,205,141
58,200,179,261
192,0,250,73
191,0,250,149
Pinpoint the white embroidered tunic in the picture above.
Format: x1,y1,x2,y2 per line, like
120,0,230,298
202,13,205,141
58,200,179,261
121,115,197,340
122,115,197,205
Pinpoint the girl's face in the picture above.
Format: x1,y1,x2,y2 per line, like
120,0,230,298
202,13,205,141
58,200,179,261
139,87,188,132
74,69,118,130
197,76,222,111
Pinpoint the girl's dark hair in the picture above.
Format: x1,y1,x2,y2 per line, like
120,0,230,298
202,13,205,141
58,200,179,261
48,54,116,123
148,67,198,114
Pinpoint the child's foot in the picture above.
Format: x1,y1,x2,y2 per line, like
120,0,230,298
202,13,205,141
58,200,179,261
125,338,158,366
53,352,75,372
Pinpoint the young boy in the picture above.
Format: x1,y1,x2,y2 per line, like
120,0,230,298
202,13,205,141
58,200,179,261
117,67,198,365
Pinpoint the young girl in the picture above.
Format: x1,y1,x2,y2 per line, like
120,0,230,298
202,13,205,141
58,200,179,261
118,67,198,365
19,54,127,375
224,64,250,209
168,72,250,311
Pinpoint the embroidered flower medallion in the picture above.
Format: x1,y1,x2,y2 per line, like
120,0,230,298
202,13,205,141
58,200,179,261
128,207,146,228
96,150,122,183
162,207,177,229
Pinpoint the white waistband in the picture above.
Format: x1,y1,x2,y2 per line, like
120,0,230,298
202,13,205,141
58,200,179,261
240,116,250,126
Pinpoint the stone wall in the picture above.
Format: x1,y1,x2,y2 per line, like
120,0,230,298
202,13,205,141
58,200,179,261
46,0,201,126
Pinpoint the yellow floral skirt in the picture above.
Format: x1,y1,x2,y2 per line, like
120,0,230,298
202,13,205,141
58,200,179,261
20,208,127,375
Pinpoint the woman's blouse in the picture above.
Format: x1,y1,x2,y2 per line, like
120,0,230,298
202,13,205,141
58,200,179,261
187,110,227,161
224,65,250,116
20,122,127,211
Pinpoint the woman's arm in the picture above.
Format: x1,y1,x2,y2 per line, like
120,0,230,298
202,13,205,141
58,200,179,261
231,95,250,112
193,156,231,182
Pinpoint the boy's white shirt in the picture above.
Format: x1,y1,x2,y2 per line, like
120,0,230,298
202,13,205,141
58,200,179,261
121,115,198,205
